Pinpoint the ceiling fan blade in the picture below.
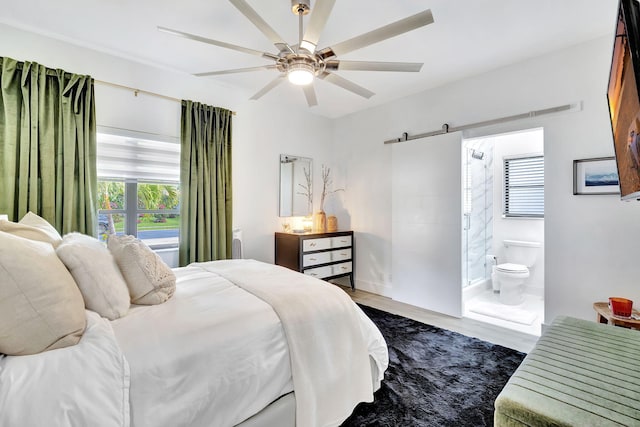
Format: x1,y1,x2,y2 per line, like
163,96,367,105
250,75,286,100
195,65,277,77
229,0,294,53
158,26,278,60
326,60,423,72
300,0,336,53
318,72,375,99
303,85,318,107
318,9,434,59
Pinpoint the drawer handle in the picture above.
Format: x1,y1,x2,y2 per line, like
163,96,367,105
340,253,348,256
309,273,318,276
309,242,317,247
340,240,347,243
341,266,348,270
309,257,317,261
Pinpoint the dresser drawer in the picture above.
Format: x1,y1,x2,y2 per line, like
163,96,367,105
275,231,355,290
331,248,352,262
304,265,333,279
303,237,331,252
303,251,331,267
331,235,352,249
332,262,352,276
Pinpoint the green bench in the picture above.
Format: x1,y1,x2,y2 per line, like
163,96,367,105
495,316,640,426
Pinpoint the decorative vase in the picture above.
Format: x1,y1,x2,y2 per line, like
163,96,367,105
327,215,338,232
313,210,327,232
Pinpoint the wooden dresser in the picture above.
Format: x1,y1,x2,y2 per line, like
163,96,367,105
274,231,355,290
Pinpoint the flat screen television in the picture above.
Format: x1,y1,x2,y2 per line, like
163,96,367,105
608,0,640,200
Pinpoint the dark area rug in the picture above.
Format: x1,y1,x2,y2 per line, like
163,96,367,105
341,304,526,427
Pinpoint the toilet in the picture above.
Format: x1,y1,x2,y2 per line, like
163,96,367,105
494,240,540,305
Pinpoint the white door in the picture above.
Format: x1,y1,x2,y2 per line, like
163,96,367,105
391,131,462,317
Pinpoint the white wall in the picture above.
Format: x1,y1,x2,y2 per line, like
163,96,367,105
233,101,333,262
0,23,333,264
333,35,640,323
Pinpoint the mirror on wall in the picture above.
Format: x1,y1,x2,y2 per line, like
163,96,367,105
279,154,312,217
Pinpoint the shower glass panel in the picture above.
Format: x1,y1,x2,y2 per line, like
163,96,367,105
462,141,493,287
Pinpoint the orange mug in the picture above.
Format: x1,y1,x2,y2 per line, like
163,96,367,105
609,297,633,318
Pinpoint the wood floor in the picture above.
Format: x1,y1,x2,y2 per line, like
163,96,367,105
339,286,539,354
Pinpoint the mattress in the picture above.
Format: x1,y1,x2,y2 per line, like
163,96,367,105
494,316,640,426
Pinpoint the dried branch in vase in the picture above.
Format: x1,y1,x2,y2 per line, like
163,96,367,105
319,165,344,212
296,166,313,213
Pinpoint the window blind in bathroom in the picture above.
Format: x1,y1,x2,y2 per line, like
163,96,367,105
503,155,544,218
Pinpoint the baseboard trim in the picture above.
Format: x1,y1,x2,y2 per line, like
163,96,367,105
356,279,392,297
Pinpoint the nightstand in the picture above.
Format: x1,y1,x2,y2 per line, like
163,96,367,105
593,302,640,330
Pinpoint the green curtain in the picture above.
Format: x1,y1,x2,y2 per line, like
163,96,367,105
0,57,97,235
180,100,233,266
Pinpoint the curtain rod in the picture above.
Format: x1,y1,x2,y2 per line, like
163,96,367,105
94,79,237,115
383,102,580,145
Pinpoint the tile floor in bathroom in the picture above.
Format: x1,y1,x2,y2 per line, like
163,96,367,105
464,289,544,336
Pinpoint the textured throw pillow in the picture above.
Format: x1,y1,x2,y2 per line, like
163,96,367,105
56,233,130,320
0,232,86,355
108,234,176,305
0,212,62,247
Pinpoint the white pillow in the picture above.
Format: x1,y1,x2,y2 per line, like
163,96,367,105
56,233,130,320
0,232,86,355
0,212,62,247
108,234,176,305
0,310,130,426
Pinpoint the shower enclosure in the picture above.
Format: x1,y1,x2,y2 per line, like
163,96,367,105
462,139,493,288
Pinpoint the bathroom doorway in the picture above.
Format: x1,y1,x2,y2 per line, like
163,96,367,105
461,129,545,336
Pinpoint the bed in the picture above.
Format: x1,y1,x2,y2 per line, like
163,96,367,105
0,253,388,426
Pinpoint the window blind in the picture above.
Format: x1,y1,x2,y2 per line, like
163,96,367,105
97,132,180,182
504,155,544,218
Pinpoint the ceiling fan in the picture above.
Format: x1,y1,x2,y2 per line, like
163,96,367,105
158,0,434,107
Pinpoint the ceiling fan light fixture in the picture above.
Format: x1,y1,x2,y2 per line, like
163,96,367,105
287,62,315,85
166,1,434,106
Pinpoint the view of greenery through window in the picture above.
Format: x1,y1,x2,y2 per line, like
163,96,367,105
97,180,180,247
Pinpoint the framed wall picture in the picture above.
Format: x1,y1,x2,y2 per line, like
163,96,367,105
573,157,620,195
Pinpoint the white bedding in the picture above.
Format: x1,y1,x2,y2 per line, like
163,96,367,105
0,260,388,427
198,260,387,427
111,264,294,427
0,311,130,427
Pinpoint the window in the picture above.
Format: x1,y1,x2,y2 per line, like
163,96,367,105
503,155,544,218
96,130,180,248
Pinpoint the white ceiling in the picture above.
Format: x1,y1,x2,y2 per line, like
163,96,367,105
0,0,618,118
